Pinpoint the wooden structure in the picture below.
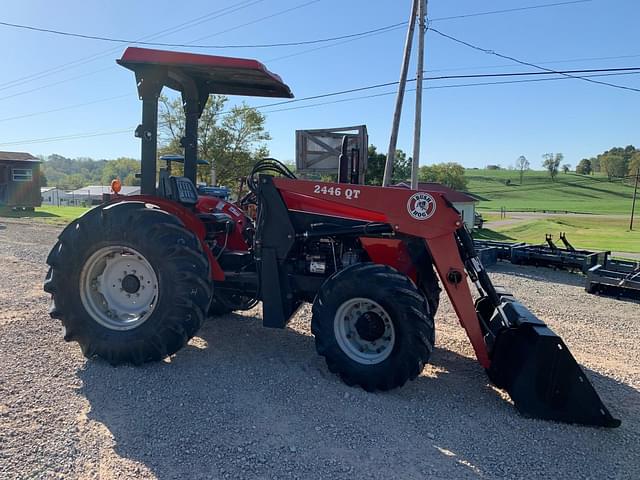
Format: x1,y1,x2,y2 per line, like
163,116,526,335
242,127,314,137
295,125,368,184
0,151,42,208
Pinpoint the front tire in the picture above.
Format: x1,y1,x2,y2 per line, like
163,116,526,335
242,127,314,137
311,263,435,391
44,202,212,365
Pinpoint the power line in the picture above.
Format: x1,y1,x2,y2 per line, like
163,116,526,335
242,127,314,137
0,93,130,123
429,0,591,22
259,71,640,113
0,0,321,102
4,66,638,122
0,0,265,92
0,66,114,102
264,1,594,63
0,0,587,51
0,0,591,49
265,23,407,63
0,2,346,49
0,0,594,95
184,0,323,44
426,67,640,81
0,128,133,147
428,26,640,93
0,0,326,104
251,67,640,110
2,70,639,148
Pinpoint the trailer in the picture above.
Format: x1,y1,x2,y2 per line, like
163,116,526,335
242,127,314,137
473,236,638,300
510,243,610,274
586,259,640,299
473,239,526,261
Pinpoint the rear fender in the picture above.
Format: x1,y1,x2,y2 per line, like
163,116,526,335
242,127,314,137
102,195,224,281
196,196,251,251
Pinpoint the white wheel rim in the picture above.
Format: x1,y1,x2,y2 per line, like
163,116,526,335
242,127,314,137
333,297,395,365
79,246,159,331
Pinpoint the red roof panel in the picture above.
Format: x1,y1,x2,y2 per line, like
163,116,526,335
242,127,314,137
118,47,293,98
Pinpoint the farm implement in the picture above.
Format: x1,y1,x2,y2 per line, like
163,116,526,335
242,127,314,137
475,235,639,299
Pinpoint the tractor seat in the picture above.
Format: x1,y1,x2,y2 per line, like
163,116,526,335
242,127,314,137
198,212,235,237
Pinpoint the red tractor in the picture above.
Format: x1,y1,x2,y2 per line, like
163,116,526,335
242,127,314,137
44,47,619,427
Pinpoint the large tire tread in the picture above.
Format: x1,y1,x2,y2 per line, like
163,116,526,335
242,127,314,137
44,203,212,366
312,262,437,392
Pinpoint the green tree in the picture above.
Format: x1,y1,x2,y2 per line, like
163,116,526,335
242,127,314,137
365,145,411,185
599,154,626,180
100,157,141,186
365,145,385,185
542,153,562,181
40,154,106,189
562,163,571,174
590,156,600,173
66,173,89,190
158,94,270,189
627,152,640,177
576,158,592,175
418,162,467,190
515,155,529,184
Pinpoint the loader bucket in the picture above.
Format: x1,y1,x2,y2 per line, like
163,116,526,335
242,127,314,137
485,301,620,428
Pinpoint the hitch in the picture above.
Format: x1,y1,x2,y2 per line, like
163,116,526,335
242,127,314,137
457,227,620,427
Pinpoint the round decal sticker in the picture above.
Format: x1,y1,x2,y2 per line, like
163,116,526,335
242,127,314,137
406,192,436,220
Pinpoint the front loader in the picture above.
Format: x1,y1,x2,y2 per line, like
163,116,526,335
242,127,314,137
44,47,619,428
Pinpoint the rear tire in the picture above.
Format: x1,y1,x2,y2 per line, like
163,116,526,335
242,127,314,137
44,202,212,365
311,262,435,391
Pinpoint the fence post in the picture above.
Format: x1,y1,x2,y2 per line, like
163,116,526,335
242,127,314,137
631,168,639,231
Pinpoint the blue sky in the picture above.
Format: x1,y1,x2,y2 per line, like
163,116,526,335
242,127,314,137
0,0,638,170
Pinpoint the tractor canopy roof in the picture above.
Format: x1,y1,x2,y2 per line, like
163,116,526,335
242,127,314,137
117,47,294,99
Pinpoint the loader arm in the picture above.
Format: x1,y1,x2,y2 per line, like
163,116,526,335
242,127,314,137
272,177,620,428
276,177,490,365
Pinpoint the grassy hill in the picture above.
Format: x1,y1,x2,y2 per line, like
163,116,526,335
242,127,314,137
475,215,640,254
466,169,636,215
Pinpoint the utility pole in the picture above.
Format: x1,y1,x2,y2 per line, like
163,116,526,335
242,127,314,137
383,0,418,187
411,0,427,190
631,168,639,230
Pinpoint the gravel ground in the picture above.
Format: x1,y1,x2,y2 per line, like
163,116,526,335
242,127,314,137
1,217,639,479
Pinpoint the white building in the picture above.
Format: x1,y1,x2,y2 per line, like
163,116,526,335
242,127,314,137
66,185,140,206
40,187,64,206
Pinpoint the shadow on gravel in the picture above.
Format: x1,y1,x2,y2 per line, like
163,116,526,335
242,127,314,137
78,313,639,479
489,263,640,304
